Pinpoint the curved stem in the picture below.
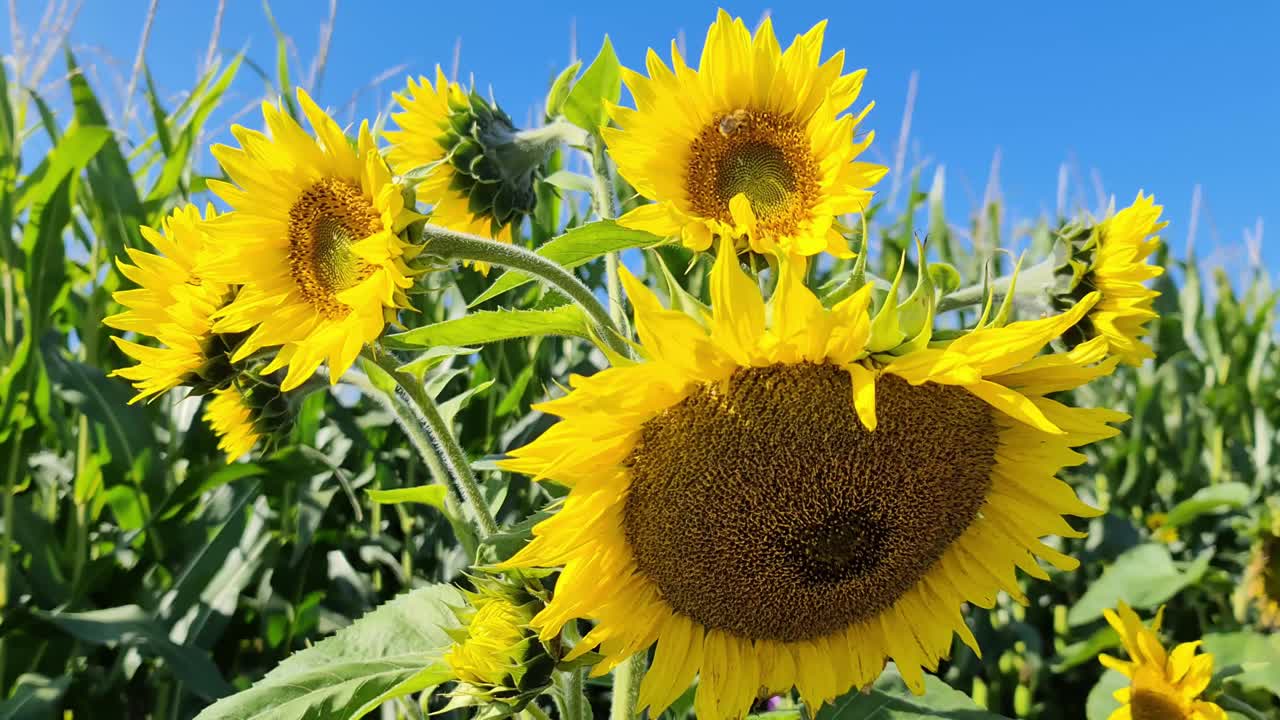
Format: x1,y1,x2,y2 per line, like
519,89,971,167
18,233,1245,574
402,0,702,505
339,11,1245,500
1218,695,1268,720
353,355,497,540
609,654,646,720
419,224,629,357
937,257,1055,313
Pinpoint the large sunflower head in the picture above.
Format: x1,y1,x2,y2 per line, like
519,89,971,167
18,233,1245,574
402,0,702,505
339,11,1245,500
104,204,237,403
1054,193,1166,365
1098,602,1226,720
499,244,1121,718
385,69,540,273
200,88,421,391
605,11,887,260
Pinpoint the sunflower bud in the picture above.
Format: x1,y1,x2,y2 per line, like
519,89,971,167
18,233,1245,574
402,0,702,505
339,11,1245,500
1046,194,1166,364
441,579,554,718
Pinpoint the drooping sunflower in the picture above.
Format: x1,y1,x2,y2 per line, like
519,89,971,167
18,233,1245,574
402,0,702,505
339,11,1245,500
385,69,538,274
1064,193,1166,365
500,243,1123,718
200,88,420,391
1098,602,1226,720
442,581,554,715
105,204,235,403
203,385,264,461
605,11,887,259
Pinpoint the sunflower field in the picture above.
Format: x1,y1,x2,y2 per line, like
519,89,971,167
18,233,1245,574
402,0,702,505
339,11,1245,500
1,7,1278,720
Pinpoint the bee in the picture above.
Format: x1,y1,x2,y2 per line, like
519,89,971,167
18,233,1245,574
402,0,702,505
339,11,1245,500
718,109,750,137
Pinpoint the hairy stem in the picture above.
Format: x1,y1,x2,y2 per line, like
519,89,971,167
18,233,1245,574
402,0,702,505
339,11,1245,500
937,257,1055,314
419,224,629,356
609,653,647,720
365,350,499,538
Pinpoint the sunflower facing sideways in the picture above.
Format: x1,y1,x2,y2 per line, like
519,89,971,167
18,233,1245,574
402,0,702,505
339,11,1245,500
1098,602,1225,720
199,88,420,391
1055,193,1166,366
605,11,887,259
105,204,234,403
500,243,1126,718
385,69,542,274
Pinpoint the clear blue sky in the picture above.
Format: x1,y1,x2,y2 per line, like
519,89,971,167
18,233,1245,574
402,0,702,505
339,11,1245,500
6,1,1278,273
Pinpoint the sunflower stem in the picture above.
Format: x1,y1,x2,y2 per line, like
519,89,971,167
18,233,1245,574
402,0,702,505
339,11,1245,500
586,133,626,329
1218,696,1268,720
609,654,646,720
351,357,496,541
937,257,1055,314
419,224,630,357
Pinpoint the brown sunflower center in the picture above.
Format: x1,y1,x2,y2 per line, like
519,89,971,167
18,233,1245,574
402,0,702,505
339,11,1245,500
622,364,998,643
287,177,382,319
1130,688,1188,720
686,109,819,238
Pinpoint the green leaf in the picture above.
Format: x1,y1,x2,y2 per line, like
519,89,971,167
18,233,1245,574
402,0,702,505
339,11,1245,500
22,178,72,335
562,36,621,133
0,674,71,720
1068,544,1213,626
1162,482,1251,527
1052,625,1121,672
544,60,582,119
194,584,463,720
36,605,233,701
367,485,448,510
815,666,1010,719
43,344,153,479
1201,632,1280,697
384,305,592,349
1085,669,1127,720
13,125,109,212
470,220,663,306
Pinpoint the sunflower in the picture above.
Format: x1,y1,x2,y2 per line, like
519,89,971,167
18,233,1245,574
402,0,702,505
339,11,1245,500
604,11,886,259
104,204,234,403
385,69,535,274
1098,602,1226,720
203,385,264,462
1074,193,1167,365
1243,533,1280,629
446,596,530,687
200,88,420,391
499,243,1122,718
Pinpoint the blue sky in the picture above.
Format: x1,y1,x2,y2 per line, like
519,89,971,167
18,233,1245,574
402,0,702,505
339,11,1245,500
6,1,1278,273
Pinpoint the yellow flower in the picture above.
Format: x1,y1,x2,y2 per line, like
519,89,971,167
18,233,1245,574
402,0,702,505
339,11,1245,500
203,385,263,462
104,204,232,403
1083,193,1167,365
500,243,1122,719
385,70,534,274
200,88,420,391
605,11,886,259
1244,534,1280,629
445,596,529,687
1098,602,1226,720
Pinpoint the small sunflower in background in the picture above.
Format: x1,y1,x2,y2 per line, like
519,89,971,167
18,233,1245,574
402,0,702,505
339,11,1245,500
1055,193,1166,365
1098,602,1226,720
1241,522,1280,629
104,204,235,402
605,10,886,259
200,88,420,391
203,385,263,461
500,242,1122,718
385,69,544,274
